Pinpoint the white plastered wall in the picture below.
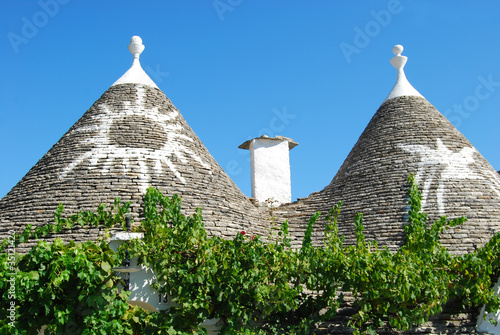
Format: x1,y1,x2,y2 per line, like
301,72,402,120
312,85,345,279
250,138,292,204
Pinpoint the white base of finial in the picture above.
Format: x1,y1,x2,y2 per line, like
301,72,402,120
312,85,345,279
112,59,158,88
384,69,423,102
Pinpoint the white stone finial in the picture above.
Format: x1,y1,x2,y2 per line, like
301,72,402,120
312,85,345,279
112,36,158,89
384,44,423,102
128,36,145,60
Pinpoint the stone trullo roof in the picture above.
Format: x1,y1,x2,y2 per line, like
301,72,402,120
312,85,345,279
282,45,500,254
0,36,267,244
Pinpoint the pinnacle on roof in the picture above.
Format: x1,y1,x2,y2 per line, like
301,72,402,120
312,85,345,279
384,44,423,102
112,36,158,89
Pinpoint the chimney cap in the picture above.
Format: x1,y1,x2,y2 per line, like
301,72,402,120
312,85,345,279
238,135,298,150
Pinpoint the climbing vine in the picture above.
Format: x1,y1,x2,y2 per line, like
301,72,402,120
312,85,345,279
1,174,500,334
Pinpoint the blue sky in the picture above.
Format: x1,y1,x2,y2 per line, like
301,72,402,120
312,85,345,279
1,0,499,201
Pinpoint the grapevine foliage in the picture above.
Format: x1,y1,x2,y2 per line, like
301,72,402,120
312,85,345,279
1,174,500,334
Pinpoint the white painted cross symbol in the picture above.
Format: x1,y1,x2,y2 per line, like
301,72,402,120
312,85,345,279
400,139,482,215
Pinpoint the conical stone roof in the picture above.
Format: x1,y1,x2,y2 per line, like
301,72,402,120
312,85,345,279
284,45,500,253
0,37,266,244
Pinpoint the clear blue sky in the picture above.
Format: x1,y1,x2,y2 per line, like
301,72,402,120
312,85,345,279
1,0,499,201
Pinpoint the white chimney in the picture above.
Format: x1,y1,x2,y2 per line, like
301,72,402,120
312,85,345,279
239,135,298,204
